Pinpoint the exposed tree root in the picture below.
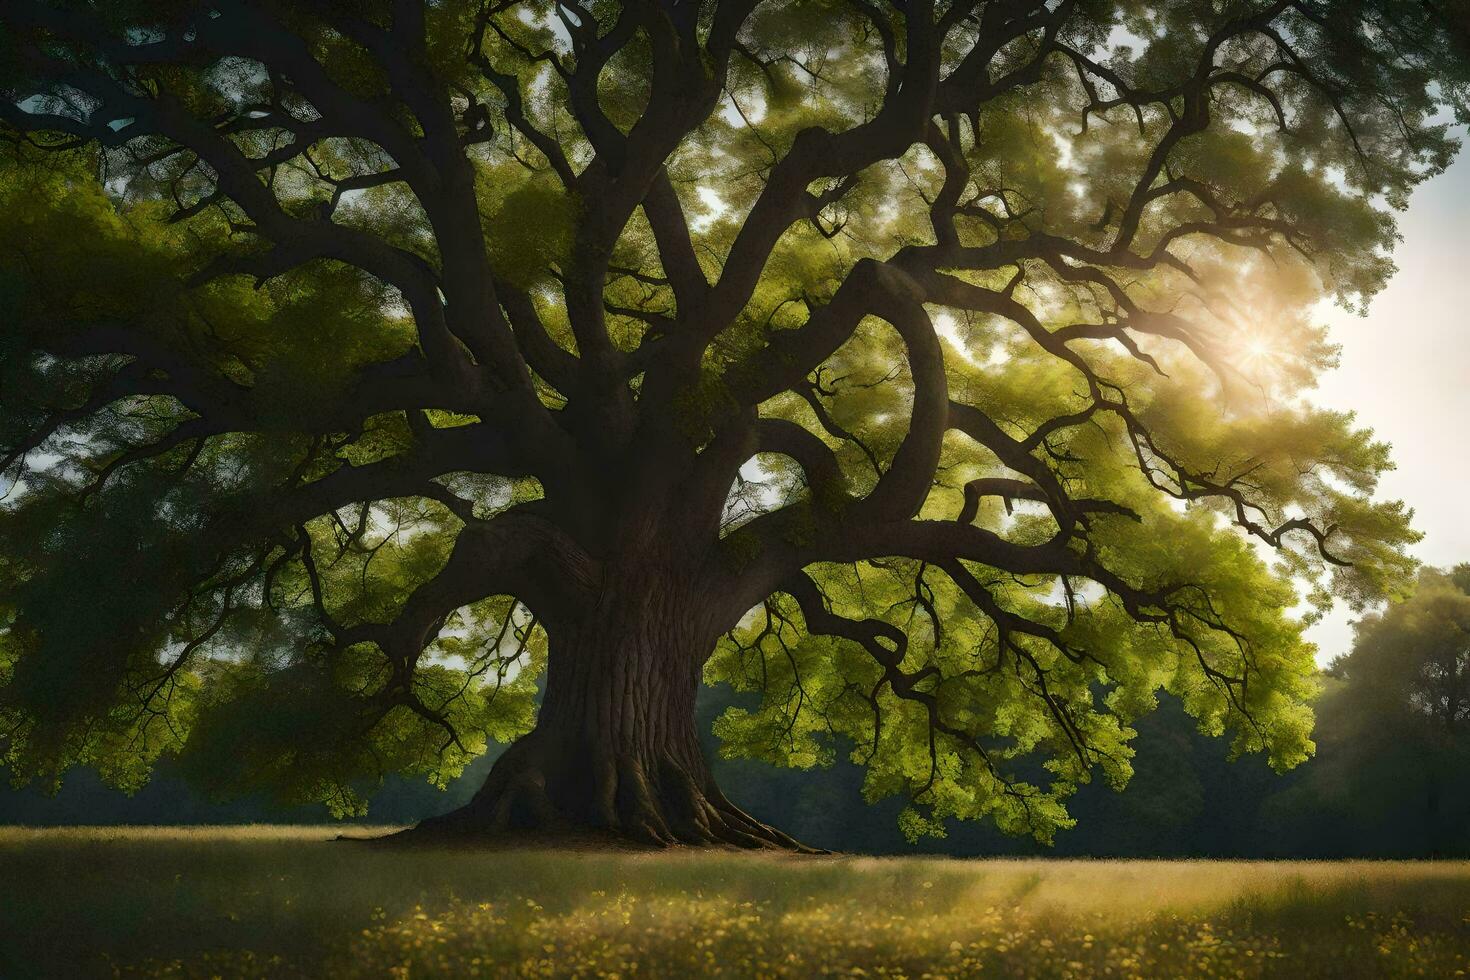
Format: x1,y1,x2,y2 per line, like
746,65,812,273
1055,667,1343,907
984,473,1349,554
385,738,823,853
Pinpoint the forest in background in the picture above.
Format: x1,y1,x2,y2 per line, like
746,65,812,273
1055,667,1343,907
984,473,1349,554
5,567,1466,859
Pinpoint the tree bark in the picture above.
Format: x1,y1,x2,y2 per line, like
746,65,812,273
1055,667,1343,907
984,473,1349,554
405,568,813,850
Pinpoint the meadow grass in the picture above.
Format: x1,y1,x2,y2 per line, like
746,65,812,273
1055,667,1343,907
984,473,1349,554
3,826,1470,978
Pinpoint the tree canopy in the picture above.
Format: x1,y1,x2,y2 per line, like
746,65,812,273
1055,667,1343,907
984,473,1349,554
1332,565,1470,730
1250,566,1470,856
0,0,1466,846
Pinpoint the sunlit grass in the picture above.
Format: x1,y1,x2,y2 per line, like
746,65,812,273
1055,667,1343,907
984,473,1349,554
4,827,1470,977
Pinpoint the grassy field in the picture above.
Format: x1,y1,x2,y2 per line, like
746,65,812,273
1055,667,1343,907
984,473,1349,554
4,828,1470,978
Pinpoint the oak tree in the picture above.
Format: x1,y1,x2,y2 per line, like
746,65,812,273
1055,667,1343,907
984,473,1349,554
1,0,1466,847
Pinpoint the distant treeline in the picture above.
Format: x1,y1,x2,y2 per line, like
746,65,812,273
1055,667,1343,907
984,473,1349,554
704,682,1470,859
6,567,1469,859
0,685,1463,859
719,566,1470,858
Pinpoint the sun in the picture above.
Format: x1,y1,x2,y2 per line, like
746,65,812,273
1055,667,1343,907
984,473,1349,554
1239,333,1280,369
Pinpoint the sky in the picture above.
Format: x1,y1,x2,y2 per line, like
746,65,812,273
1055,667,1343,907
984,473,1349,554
1303,149,1470,664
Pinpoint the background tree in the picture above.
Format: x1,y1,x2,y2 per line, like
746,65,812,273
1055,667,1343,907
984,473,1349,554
0,0,1465,848
1264,567,1470,856
1333,566,1470,732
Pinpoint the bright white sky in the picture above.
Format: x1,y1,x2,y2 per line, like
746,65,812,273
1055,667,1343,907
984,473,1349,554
1304,148,1470,664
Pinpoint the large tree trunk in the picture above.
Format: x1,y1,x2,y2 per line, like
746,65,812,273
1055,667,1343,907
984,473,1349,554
406,570,812,850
